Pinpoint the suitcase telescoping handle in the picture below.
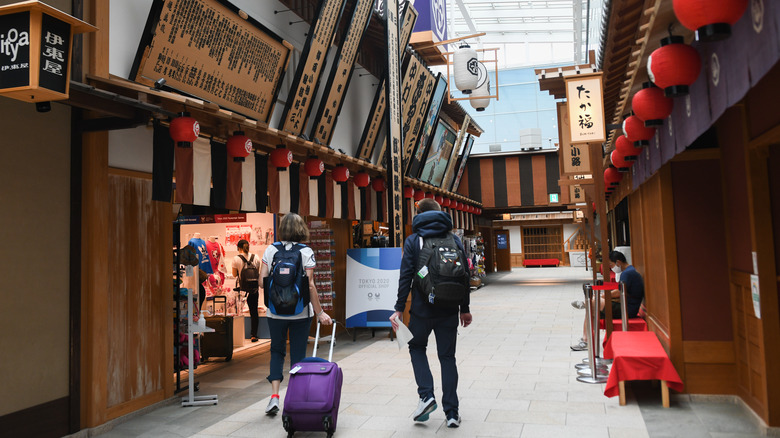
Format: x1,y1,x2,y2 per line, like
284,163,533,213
311,320,337,362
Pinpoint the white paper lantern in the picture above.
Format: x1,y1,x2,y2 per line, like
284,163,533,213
453,44,479,94
470,62,490,111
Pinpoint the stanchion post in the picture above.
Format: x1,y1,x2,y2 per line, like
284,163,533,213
619,282,628,331
577,283,608,384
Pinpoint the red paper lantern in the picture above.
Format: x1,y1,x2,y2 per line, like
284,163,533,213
414,190,425,201
647,36,701,98
469,205,475,213
604,166,623,187
424,192,433,199
227,131,252,162
170,112,199,147
270,145,293,170
353,172,370,188
371,177,386,192
404,186,415,199
434,195,444,204
632,84,673,127
332,165,350,183
303,156,324,178
673,0,748,41
477,208,482,215
441,198,451,207
615,135,642,161
611,149,632,172
623,115,655,146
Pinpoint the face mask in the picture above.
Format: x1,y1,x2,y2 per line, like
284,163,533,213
611,265,622,274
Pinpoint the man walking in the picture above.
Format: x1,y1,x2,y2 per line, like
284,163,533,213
389,198,472,428
232,239,262,342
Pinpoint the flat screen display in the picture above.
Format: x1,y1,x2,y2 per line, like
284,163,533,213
418,120,457,187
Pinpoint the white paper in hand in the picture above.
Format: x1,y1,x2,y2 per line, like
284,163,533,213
394,316,413,350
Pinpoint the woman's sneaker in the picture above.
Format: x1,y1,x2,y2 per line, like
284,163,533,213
412,396,437,422
446,414,461,428
265,396,280,415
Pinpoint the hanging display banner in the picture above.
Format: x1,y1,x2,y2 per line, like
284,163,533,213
407,73,447,177
345,248,402,328
411,0,447,43
384,0,404,248
355,4,418,162
558,102,592,176
376,55,436,170
278,0,347,135
564,73,605,144
441,114,471,190
215,213,247,223
131,0,291,123
310,0,374,145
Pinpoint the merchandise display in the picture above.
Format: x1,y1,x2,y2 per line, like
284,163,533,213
309,221,335,311
462,233,486,289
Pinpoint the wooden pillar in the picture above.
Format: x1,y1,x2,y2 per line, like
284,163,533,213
590,142,613,336
81,131,109,428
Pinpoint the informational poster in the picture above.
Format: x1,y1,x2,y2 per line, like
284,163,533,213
131,0,291,123
279,0,347,135
310,0,374,145
355,4,418,162
345,248,402,328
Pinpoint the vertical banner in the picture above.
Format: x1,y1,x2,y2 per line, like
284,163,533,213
175,145,194,205
299,168,310,216
255,153,268,212
558,102,592,176
355,5,418,161
278,0,347,135
311,0,375,145
241,153,256,211
211,139,227,209
152,120,175,202
384,0,404,247
225,156,242,211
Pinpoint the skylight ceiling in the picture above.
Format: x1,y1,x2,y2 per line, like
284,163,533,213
446,0,602,70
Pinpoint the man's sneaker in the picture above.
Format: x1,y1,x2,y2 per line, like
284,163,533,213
571,300,586,309
446,414,461,428
412,397,437,422
265,396,280,415
570,339,588,351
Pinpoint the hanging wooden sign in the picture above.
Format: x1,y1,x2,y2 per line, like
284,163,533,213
355,4,418,162
407,73,447,178
310,0,374,146
564,73,605,144
440,114,470,190
131,0,291,123
278,0,347,135
376,54,436,170
558,102,592,176
384,0,404,248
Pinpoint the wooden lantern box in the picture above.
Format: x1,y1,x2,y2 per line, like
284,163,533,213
0,1,96,103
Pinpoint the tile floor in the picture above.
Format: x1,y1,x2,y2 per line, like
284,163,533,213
73,267,774,437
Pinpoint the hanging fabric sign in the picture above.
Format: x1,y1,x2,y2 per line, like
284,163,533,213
564,73,605,144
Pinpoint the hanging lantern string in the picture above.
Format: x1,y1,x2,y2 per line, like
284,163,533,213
668,22,676,39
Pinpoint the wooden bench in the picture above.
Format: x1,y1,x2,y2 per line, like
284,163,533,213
603,331,683,408
522,258,560,267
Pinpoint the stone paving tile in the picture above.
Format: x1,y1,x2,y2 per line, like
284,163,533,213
80,267,771,438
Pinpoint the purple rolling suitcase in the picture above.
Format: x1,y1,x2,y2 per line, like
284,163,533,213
282,321,343,438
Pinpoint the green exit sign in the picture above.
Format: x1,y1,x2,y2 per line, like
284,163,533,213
549,193,559,203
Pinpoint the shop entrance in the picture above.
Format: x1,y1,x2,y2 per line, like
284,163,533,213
521,226,563,263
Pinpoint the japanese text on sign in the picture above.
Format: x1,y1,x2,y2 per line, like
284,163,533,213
133,0,290,123
565,74,605,144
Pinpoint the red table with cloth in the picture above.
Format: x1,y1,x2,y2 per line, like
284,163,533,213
599,318,647,331
603,331,684,400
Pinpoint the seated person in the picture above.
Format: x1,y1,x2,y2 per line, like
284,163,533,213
570,250,645,351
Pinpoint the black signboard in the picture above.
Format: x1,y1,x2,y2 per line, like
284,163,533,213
38,13,70,94
0,11,30,89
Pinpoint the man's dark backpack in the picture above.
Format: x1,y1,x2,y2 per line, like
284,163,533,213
263,242,310,316
413,234,469,308
238,255,260,292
